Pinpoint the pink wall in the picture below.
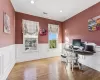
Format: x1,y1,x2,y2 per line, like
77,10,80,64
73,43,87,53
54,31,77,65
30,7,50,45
1,0,99,46
63,2,100,45
0,0,15,47
15,12,63,44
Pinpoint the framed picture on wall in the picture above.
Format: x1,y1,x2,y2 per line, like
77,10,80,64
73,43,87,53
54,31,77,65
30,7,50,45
3,12,10,33
88,15,100,31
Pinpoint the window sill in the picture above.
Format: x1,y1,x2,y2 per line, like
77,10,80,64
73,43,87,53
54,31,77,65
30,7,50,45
23,50,39,53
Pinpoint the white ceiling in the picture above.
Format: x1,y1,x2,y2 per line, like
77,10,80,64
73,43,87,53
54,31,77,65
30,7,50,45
11,0,100,22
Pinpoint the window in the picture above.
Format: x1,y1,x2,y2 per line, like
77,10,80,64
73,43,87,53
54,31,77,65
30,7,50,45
22,20,39,51
48,24,59,49
25,38,38,51
49,33,57,48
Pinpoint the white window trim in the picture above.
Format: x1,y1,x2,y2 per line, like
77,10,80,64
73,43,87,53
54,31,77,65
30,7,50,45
22,19,39,52
48,24,59,50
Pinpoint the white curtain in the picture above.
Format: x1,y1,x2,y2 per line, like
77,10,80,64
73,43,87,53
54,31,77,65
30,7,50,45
48,24,59,34
22,20,39,37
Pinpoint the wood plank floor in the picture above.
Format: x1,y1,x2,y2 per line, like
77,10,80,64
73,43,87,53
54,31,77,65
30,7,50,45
8,57,100,80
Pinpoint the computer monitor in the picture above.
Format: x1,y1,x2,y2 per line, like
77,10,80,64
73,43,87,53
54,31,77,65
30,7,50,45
72,39,81,47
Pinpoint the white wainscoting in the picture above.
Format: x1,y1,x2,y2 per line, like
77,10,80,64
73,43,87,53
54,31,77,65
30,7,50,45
16,43,62,63
62,43,100,72
0,45,15,80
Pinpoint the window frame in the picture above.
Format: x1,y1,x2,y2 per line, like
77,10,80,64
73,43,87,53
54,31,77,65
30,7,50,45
48,24,59,50
22,19,39,52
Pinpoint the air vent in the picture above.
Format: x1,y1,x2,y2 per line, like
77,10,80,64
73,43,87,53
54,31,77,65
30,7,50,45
43,12,48,15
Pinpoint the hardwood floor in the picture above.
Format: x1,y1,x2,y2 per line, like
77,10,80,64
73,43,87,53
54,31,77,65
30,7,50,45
8,57,100,80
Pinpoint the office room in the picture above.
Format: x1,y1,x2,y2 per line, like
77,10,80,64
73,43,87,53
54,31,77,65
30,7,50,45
0,0,100,80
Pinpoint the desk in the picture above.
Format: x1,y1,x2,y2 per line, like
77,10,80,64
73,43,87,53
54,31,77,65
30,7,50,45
74,49,94,68
67,48,94,62
74,50,94,55
62,48,94,70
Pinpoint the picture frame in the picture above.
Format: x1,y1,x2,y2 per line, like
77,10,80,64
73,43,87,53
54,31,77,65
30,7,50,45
88,15,100,31
3,12,10,33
